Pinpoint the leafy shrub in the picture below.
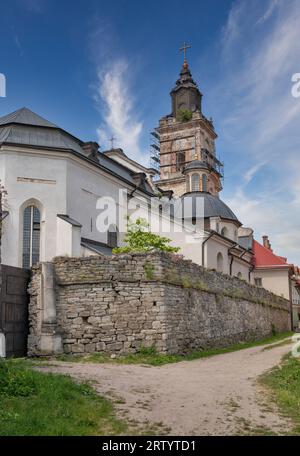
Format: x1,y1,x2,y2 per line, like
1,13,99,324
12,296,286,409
138,345,157,356
113,217,180,254
177,109,193,122
271,324,277,336
0,361,37,397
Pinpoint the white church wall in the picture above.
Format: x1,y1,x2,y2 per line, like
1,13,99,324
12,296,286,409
0,155,5,183
56,217,81,257
219,221,238,242
0,146,250,275
65,159,133,246
1,148,67,267
205,237,230,274
231,256,250,281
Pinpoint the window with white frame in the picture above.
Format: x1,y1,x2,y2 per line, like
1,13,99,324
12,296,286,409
191,173,200,191
22,205,40,269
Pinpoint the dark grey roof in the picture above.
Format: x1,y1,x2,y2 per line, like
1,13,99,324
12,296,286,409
0,124,84,153
0,107,83,153
171,65,201,94
180,191,241,224
0,107,58,128
183,160,209,171
81,238,112,256
57,214,82,227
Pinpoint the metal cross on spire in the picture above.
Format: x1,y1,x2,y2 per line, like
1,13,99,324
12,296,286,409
110,135,116,149
179,42,191,65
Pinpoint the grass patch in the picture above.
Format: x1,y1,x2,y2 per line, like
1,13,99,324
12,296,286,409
261,355,300,435
261,338,293,351
51,332,293,367
0,359,127,436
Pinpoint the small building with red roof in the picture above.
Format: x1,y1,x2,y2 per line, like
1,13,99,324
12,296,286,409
252,235,299,329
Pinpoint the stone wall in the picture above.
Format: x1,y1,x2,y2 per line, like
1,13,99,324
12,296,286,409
28,253,291,356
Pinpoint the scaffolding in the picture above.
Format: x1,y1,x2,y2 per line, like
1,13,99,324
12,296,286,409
150,130,160,180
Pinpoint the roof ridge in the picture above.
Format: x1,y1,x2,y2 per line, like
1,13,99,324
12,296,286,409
0,107,58,128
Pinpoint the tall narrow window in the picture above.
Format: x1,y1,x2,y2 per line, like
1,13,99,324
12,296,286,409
107,225,118,248
202,174,207,192
191,173,200,191
23,205,40,269
217,252,224,273
176,152,185,171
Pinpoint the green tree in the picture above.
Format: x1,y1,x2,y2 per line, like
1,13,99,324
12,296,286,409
113,217,180,254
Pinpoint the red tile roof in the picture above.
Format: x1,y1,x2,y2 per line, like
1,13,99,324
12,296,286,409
253,240,289,268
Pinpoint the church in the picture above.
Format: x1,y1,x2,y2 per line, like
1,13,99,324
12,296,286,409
0,50,254,281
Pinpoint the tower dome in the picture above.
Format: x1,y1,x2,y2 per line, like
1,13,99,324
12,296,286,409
181,191,241,225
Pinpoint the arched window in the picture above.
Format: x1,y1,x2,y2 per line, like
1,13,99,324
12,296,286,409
22,205,40,269
202,174,207,192
217,252,224,273
191,173,200,192
221,226,229,238
237,272,242,279
176,152,185,171
107,225,118,248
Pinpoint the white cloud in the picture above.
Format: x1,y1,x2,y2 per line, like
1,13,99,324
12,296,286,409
95,59,145,164
221,1,244,59
243,161,266,185
217,0,300,264
256,0,279,25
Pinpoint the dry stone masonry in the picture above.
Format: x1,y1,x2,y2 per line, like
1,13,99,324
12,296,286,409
28,253,291,356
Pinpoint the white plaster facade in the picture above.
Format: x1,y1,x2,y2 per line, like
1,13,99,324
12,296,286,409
251,268,291,300
0,140,252,280
0,107,253,283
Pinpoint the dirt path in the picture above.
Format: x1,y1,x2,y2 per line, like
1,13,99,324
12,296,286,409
40,341,293,435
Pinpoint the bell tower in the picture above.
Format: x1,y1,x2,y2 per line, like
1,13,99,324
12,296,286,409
154,44,223,198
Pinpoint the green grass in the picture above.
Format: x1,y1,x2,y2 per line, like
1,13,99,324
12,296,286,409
261,355,300,435
52,331,293,367
261,338,293,351
0,359,127,436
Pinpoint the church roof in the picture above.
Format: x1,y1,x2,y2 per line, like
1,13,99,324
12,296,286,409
0,107,83,153
0,107,58,128
180,191,241,224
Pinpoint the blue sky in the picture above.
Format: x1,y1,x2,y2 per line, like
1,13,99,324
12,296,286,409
1,0,300,264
